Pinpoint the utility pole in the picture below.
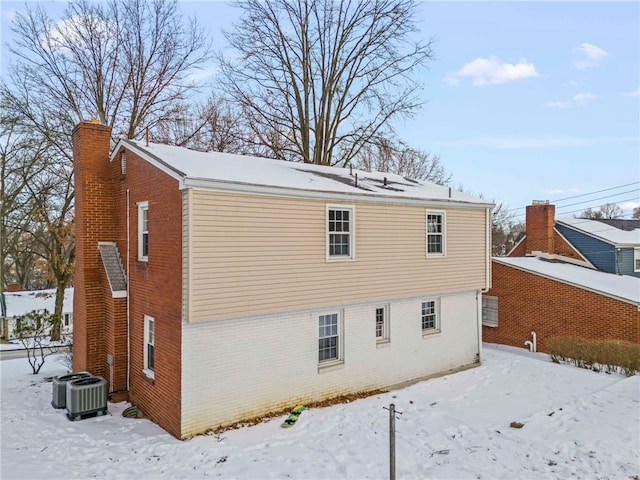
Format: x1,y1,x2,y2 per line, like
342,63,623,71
384,403,403,480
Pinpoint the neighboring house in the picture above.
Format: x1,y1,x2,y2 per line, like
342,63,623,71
72,121,493,439
483,201,640,352
509,201,640,277
554,218,640,277
0,288,74,340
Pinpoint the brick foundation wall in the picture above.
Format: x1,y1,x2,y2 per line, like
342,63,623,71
110,146,182,438
483,261,640,352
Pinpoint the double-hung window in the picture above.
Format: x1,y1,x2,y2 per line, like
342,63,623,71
144,315,155,377
327,205,355,261
375,305,390,343
421,299,440,334
426,210,446,257
318,313,340,363
634,248,640,272
138,201,149,261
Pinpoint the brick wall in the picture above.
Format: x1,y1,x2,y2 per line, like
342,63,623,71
110,145,182,438
483,261,640,352
72,122,113,376
181,291,480,438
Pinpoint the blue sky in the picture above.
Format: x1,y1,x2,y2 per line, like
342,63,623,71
2,1,638,220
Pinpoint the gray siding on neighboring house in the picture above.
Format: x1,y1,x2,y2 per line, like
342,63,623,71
555,224,617,273
618,247,640,278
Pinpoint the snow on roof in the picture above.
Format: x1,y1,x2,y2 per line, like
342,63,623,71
118,140,491,206
2,288,74,318
494,256,640,305
556,217,640,245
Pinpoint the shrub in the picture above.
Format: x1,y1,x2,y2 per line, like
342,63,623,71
547,337,640,377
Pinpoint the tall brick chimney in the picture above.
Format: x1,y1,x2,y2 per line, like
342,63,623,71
525,201,555,254
72,121,113,375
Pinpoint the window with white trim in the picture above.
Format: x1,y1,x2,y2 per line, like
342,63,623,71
138,201,149,261
327,205,355,261
375,305,390,342
318,313,340,362
144,315,155,377
63,313,73,327
482,296,498,327
426,210,446,257
634,248,640,272
421,299,440,333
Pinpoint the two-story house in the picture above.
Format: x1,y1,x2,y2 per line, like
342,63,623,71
72,121,493,439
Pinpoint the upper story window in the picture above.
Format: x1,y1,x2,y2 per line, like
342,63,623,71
426,210,446,257
327,205,355,261
634,248,640,272
138,201,149,261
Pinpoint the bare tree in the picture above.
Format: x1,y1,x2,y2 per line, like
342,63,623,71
354,137,451,184
579,203,624,219
14,310,69,374
220,0,434,166
4,0,212,141
2,0,212,335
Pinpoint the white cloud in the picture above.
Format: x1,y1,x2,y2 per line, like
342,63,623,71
572,92,598,105
545,92,598,109
545,101,571,109
623,87,640,97
574,43,608,70
445,56,539,86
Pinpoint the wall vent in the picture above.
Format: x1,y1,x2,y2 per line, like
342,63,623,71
66,376,108,420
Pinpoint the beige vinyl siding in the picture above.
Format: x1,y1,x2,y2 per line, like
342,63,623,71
186,190,487,323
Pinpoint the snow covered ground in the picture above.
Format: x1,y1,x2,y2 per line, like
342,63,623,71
1,344,638,479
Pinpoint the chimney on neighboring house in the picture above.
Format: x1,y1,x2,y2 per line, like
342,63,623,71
72,120,113,375
525,200,555,254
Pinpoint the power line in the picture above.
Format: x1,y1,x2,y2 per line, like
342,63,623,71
505,181,640,213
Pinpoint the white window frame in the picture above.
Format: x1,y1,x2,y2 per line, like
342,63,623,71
426,210,446,257
318,311,343,365
326,204,355,262
634,248,640,272
375,305,390,344
138,201,149,261
482,296,499,327
63,313,73,327
143,315,155,378
421,299,441,335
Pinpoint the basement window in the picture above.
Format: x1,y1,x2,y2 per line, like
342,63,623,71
482,296,498,327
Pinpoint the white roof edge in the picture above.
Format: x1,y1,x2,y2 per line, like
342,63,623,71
493,257,640,306
555,218,616,246
183,177,494,208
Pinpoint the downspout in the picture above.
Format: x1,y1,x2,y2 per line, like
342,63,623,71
477,206,493,364
126,189,131,391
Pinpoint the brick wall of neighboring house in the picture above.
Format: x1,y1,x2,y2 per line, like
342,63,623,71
483,261,640,352
109,145,183,438
553,231,584,260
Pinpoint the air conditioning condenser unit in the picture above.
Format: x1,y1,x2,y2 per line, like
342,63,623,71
52,372,92,409
66,376,108,421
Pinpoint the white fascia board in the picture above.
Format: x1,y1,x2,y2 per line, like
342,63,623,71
555,219,617,247
183,177,494,209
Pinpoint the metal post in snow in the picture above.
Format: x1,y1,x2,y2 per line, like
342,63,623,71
390,403,395,480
